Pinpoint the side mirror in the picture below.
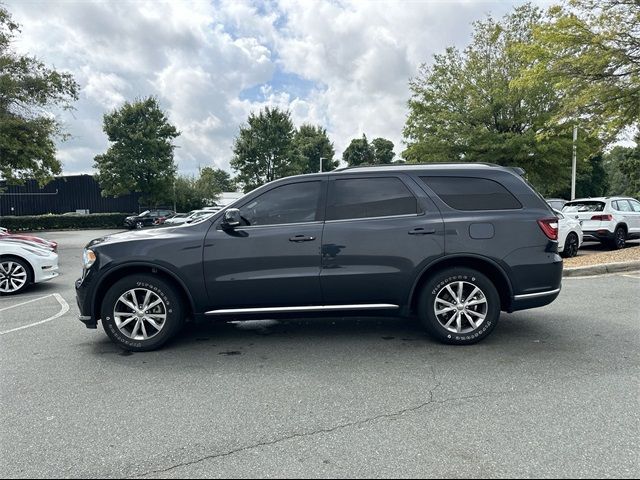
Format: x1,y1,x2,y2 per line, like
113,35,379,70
222,208,241,229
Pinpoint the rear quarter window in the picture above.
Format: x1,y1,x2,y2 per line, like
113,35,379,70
420,176,522,211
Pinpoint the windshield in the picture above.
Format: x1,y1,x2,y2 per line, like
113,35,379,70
138,210,150,216
563,201,605,213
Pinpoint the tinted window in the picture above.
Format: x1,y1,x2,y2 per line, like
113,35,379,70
239,181,322,226
421,176,522,211
630,200,640,213
326,177,418,221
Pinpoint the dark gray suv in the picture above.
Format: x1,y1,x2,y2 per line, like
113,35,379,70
76,164,562,351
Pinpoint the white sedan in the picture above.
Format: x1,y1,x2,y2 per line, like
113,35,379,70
554,209,583,258
0,240,59,295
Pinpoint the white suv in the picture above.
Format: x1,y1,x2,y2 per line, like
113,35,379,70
553,209,583,257
562,197,640,249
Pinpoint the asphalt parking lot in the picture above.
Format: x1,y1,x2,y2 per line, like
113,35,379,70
1,229,639,478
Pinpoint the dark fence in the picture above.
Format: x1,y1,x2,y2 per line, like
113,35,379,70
0,175,141,216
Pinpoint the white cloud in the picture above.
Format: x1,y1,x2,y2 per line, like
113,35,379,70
5,0,544,176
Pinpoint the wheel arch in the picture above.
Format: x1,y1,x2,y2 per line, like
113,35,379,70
0,254,35,283
408,255,514,313
92,263,195,321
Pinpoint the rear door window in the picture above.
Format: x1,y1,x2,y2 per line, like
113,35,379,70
326,177,418,221
420,176,521,211
616,200,633,212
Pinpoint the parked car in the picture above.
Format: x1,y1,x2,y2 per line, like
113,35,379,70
546,198,568,211
0,229,58,252
562,197,640,249
163,213,190,226
0,240,59,295
554,209,582,258
123,210,174,229
76,163,563,351
163,210,216,226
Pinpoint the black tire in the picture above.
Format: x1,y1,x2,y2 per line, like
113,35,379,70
135,221,144,230
608,226,626,250
101,274,184,351
561,232,579,258
417,268,500,345
0,256,33,295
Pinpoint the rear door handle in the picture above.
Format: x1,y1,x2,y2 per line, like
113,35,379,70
289,235,316,242
408,227,436,235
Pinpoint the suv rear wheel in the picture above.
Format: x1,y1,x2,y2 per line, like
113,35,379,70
101,274,184,351
609,226,626,250
418,268,500,345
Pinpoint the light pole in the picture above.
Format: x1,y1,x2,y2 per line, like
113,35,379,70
319,156,324,173
571,125,578,200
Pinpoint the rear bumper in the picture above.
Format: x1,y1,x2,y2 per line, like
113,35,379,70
583,230,614,242
503,245,563,312
510,287,561,312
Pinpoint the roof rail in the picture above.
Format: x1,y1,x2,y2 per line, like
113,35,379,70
337,162,503,171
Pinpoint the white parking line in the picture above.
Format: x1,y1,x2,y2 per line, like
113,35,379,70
0,294,56,312
0,293,69,335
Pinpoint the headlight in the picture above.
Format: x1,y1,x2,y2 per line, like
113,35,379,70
83,249,97,269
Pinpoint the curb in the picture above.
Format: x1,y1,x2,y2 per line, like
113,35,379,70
563,260,640,277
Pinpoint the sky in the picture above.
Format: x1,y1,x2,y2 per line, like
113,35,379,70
6,0,554,177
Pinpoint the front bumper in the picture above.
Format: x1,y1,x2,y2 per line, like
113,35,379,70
76,270,98,329
32,252,60,284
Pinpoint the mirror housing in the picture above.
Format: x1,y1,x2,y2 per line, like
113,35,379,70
222,208,241,229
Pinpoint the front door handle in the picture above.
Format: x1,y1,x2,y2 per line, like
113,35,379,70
408,227,436,235
289,235,316,242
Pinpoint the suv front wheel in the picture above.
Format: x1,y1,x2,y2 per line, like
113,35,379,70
418,268,500,345
101,274,184,351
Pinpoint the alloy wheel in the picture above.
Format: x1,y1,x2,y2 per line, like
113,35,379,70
616,229,626,249
566,234,579,257
114,288,167,341
434,280,488,334
0,261,28,293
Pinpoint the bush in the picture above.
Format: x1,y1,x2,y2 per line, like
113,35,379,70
0,213,133,231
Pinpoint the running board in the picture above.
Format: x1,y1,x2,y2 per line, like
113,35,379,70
205,304,399,315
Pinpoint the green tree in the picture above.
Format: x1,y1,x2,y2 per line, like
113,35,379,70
294,124,337,173
343,134,374,166
231,107,303,192
0,5,78,185
403,4,602,196
371,137,395,164
94,97,179,205
196,166,234,204
172,176,202,212
604,138,640,198
516,0,640,142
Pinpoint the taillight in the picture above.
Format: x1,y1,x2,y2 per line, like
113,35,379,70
591,214,613,221
537,218,558,241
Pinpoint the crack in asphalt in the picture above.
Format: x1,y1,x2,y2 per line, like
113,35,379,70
129,367,506,479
